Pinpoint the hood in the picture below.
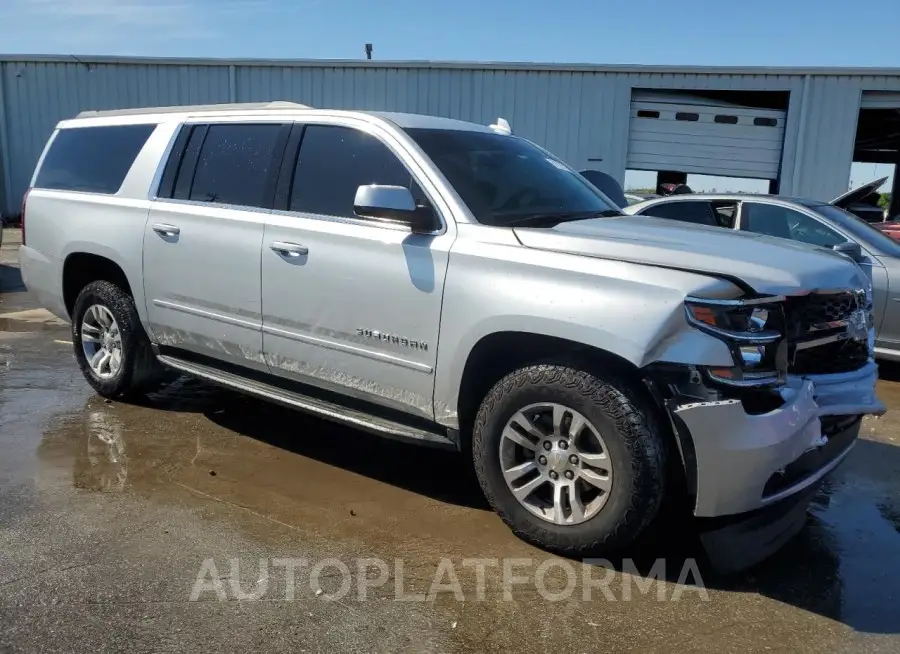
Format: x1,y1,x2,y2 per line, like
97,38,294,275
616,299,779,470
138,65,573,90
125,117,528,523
513,215,868,296
831,177,888,208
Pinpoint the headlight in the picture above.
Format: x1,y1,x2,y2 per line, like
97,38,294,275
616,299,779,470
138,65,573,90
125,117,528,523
685,295,788,387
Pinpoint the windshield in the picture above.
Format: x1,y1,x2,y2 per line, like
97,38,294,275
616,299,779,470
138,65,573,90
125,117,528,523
807,203,900,258
405,128,619,226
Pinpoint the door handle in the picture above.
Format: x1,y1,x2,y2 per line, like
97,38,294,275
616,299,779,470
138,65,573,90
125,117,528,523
270,241,308,257
152,223,181,237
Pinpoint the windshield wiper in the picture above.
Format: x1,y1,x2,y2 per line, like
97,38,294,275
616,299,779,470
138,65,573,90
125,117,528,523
503,209,624,228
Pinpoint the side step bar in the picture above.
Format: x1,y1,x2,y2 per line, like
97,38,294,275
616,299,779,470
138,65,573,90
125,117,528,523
156,354,456,449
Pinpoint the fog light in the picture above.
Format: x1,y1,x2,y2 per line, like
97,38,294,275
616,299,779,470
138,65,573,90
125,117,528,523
708,366,740,381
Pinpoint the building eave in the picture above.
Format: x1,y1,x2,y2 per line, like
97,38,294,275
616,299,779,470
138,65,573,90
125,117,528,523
1,53,900,78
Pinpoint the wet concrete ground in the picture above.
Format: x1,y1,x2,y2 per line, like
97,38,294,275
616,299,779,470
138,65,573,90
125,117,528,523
1,227,900,653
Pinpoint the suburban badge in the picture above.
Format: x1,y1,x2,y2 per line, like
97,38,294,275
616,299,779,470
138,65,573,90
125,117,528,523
357,328,428,351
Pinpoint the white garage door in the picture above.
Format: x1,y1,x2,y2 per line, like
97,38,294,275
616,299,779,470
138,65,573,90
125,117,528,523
626,91,786,180
861,91,900,108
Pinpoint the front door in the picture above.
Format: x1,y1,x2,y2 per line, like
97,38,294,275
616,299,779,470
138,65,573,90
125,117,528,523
143,121,287,370
738,200,886,343
260,122,453,419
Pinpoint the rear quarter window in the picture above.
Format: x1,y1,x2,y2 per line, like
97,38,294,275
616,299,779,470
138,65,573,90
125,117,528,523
34,124,156,194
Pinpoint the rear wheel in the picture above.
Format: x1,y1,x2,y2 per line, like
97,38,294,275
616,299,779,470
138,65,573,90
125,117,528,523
472,364,667,555
71,280,167,399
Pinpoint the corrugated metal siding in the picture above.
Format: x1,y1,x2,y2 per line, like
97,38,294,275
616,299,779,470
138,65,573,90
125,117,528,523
234,66,617,178
785,76,863,201
2,58,900,216
0,61,230,215
861,91,900,108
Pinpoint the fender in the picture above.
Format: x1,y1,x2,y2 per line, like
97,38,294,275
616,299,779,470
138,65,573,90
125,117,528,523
61,230,150,328
432,238,739,428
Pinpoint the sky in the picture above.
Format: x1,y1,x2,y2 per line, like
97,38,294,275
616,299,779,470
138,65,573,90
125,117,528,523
4,0,900,192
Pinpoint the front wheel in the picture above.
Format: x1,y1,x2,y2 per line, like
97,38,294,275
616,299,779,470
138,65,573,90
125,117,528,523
472,364,667,556
71,280,167,399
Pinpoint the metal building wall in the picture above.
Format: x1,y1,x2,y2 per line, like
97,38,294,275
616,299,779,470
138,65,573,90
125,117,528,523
0,60,232,216
0,61,623,217
2,57,900,217
234,65,639,182
780,74,900,201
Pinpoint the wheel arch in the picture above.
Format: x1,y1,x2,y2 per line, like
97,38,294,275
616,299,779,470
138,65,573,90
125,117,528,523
60,242,147,325
453,329,656,448
445,325,695,503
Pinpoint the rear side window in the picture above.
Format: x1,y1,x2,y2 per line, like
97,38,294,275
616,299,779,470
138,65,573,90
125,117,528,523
34,124,155,194
188,124,284,207
290,125,415,218
640,201,718,227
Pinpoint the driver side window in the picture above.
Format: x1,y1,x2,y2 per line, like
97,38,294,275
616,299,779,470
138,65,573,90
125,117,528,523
741,202,845,248
290,124,424,219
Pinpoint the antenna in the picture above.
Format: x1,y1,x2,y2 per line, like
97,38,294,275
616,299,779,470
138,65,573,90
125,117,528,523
489,117,512,135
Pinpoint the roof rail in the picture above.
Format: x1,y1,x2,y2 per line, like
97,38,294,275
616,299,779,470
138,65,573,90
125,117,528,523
75,101,311,118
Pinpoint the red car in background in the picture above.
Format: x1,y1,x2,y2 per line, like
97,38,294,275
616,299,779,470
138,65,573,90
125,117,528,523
876,220,900,240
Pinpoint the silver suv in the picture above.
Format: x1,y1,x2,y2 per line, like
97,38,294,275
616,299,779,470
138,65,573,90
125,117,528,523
19,102,884,572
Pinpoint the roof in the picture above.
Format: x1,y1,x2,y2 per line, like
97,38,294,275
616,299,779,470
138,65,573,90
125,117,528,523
624,193,818,214
75,101,310,118
4,54,900,78
63,103,498,133
635,192,819,203
372,111,495,132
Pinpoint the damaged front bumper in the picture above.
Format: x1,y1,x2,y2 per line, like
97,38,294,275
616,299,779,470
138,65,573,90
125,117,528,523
671,361,884,518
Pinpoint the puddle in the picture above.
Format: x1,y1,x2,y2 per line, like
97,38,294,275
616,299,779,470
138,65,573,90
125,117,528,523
3,326,900,650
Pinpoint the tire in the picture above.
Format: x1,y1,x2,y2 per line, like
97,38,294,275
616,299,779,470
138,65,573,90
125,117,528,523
71,280,168,399
472,364,667,556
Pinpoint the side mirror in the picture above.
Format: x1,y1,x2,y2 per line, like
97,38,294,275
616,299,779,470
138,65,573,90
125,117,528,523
353,185,438,234
833,241,863,262
578,170,627,208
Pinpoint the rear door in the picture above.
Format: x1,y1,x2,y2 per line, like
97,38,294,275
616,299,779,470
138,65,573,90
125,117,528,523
738,200,887,344
143,120,289,370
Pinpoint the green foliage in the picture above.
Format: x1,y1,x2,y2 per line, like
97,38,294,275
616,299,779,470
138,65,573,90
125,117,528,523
878,193,892,209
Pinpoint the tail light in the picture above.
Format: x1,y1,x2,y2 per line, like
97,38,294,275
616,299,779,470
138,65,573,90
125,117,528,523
20,188,30,246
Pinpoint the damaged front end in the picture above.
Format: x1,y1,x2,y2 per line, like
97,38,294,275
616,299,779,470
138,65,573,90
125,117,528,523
646,288,885,520
643,288,884,574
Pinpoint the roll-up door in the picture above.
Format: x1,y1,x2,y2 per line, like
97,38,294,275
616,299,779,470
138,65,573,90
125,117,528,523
626,91,786,180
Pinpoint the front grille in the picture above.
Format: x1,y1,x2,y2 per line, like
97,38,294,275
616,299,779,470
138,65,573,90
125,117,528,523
792,339,869,375
795,292,856,325
784,291,870,375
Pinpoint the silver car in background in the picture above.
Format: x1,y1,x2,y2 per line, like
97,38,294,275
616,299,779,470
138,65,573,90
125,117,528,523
625,191,900,362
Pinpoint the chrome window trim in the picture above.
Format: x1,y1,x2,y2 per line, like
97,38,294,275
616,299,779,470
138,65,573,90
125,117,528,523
150,196,274,215
268,206,444,236
147,122,185,201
